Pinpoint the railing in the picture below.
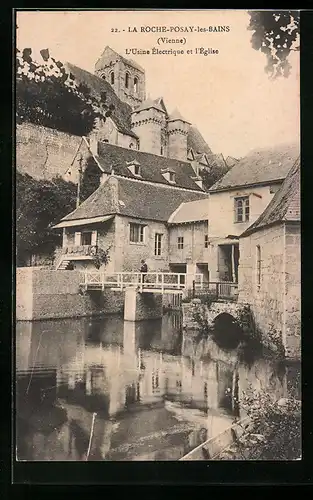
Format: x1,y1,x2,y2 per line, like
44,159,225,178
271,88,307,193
55,245,98,269
63,245,97,256
81,272,204,292
189,281,238,301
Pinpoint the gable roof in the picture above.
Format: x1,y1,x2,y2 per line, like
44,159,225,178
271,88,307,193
59,176,208,224
240,157,300,237
187,126,214,159
96,142,205,191
209,143,300,192
167,198,209,224
95,46,145,73
64,62,138,139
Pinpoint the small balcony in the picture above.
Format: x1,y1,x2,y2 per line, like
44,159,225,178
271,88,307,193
55,245,98,269
62,245,98,257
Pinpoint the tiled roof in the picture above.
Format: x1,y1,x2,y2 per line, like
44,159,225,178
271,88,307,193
96,142,205,191
240,157,300,237
187,126,214,160
64,63,138,139
225,156,240,169
167,198,209,224
60,176,208,223
210,143,300,192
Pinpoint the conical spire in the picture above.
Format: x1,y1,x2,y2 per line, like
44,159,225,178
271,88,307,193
168,108,190,123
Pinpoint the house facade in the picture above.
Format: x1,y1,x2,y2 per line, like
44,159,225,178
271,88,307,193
207,144,300,284
238,158,300,360
53,168,209,278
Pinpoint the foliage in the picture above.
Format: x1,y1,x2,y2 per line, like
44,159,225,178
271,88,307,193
266,322,285,354
237,387,301,460
199,165,228,191
80,156,102,202
248,10,300,78
16,47,114,136
236,304,260,342
16,172,77,265
91,246,111,270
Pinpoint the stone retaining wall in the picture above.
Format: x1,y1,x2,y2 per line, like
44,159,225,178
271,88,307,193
16,268,124,320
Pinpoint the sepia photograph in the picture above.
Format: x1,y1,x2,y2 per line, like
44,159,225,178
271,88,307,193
15,9,301,462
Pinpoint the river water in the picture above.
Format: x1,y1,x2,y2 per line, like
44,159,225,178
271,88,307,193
16,312,300,461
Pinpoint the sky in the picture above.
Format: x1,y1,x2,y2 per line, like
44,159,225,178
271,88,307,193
16,10,300,158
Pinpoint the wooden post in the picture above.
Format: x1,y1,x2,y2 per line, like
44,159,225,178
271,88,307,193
231,244,236,283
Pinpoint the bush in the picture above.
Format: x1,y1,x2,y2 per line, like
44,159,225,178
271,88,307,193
16,47,114,136
239,387,301,460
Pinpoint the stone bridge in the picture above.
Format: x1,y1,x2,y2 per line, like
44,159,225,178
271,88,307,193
182,299,244,331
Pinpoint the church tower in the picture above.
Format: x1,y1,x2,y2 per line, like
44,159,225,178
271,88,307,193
131,99,167,156
95,46,146,109
167,109,191,161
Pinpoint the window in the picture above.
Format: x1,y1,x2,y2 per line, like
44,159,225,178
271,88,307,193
204,234,209,248
256,245,261,286
130,223,144,243
234,196,250,222
110,72,115,85
125,72,130,88
169,172,175,182
129,142,134,149
154,233,163,256
133,77,138,93
177,237,184,249
134,164,140,176
80,231,97,245
160,146,163,155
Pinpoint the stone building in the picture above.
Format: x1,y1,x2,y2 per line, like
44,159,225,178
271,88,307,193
17,46,225,185
207,143,300,284
238,157,300,360
53,155,209,274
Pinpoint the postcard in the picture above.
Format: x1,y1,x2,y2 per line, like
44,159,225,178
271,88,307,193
15,9,300,465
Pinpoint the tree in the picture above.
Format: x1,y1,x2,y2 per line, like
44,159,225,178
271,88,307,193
80,156,102,203
16,48,115,136
16,173,77,265
248,10,300,78
199,165,228,191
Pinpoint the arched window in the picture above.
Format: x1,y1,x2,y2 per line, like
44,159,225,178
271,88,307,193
125,72,130,88
129,142,134,149
133,76,138,93
110,72,115,85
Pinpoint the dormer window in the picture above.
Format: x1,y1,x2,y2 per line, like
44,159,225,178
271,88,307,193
169,172,175,182
134,165,140,176
125,72,130,89
134,77,138,93
110,72,115,85
161,168,176,184
126,160,141,177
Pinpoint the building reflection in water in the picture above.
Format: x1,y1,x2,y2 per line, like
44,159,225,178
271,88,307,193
16,312,297,461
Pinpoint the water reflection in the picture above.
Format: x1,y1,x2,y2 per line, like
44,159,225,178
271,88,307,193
16,313,299,461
